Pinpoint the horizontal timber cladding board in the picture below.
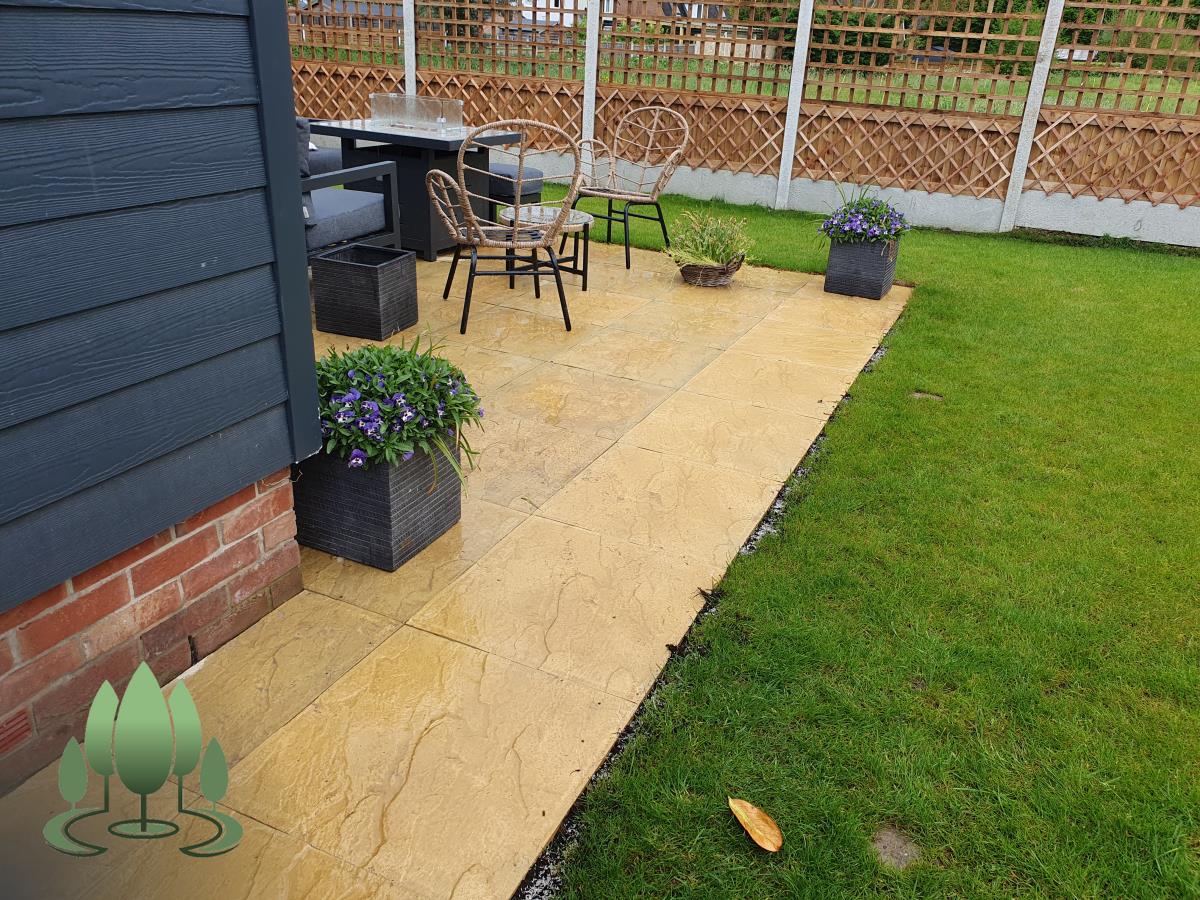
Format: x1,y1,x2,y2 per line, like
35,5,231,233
0,7,257,120
0,106,266,228
0,190,275,332
0,405,293,611
0,339,288,526
0,266,281,430
0,0,248,13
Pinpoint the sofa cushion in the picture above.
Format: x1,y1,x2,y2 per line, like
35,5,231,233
296,117,311,177
305,188,386,251
489,162,544,198
308,146,343,176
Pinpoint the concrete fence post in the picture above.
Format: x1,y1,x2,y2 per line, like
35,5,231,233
581,0,602,143
1000,0,1066,232
773,0,816,210
402,0,417,97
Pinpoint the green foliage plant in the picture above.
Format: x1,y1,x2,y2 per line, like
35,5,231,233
664,211,754,268
316,338,484,478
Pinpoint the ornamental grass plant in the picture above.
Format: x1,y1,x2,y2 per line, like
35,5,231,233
665,211,755,268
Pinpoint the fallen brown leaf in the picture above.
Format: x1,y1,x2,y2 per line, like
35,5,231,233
728,797,783,852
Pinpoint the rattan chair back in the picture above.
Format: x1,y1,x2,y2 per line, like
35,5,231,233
584,106,689,202
456,119,582,250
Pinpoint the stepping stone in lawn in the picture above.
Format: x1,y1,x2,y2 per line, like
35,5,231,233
872,825,921,870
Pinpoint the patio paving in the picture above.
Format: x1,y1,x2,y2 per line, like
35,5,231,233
2,243,907,900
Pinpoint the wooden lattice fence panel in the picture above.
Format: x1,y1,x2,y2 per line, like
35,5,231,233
289,2,405,64
601,1,797,97
806,0,1044,116
419,71,583,147
291,60,404,120
595,87,787,176
415,0,586,80
790,104,1021,199
1026,110,1200,207
1044,0,1200,117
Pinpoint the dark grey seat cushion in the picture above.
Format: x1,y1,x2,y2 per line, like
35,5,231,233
305,188,385,251
489,162,543,198
309,146,343,176
296,116,312,176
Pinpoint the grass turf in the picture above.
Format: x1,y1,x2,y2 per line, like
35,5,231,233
547,193,1200,898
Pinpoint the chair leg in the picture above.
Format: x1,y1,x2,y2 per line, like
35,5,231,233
560,197,580,254
460,248,478,334
622,202,633,269
582,223,590,292
531,248,541,299
653,202,670,248
444,244,461,300
546,246,571,332
606,198,613,243
506,249,515,290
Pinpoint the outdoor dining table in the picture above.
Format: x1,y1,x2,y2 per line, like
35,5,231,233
310,119,521,261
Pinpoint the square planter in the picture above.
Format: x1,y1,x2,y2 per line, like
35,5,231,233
824,239,899,301
311,243,418,340
293,445,461,571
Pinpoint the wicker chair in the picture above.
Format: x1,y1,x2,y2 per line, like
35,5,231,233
426,119,583,334
574,106,689,269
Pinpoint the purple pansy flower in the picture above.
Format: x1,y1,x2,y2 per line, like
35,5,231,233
402,450,415,462
348,449,367,468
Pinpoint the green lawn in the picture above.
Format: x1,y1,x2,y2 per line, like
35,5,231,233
549,195,1200,898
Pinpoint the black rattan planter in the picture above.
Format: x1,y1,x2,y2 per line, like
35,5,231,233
824,239,899,300
311,243,418,340
293,446,461,571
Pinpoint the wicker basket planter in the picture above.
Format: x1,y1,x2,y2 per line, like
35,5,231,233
824,239,898,301
293,444,461,572
678,253,745,287
311,243,418,340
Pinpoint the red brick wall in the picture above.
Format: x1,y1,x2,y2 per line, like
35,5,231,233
0,469,303,794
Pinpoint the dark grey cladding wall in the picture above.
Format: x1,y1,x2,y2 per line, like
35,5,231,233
0,0,320,610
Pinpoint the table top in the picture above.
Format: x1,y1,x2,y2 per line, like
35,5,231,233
499,205,594,231
310,119,522,152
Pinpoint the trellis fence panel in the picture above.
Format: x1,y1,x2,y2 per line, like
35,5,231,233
288,0,1200,245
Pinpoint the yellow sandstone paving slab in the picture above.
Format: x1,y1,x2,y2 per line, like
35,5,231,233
410,516,719,702
489,362,671,440
683,350,855,417
301,496,527,623
224,627,634,900
612,299,762,349
466,410,613,512
768,288,907,337
91,810,405,900
554,328,721,388
658,281,790,318
573,263,673,300
538,444,781,570
0,764,155,900
619,390,826,482
491,284,652,327
438,305,595,360
731,318,887,373
176,590,393,767
436,344,541,398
